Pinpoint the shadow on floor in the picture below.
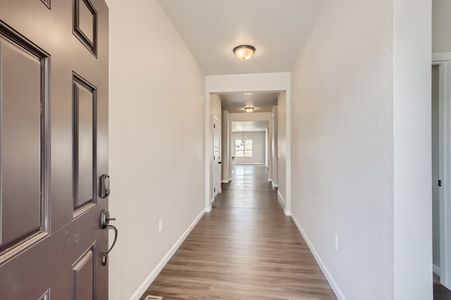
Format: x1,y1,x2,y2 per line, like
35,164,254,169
435,283,451,300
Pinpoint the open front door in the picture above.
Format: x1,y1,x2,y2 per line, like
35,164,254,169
0,0,110,299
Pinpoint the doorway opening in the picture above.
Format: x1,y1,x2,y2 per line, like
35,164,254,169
204,73,292,215
207,90,287,212
432,55,451,299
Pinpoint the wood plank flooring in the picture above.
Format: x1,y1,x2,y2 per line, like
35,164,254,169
141,165,336,300
434,274,451,300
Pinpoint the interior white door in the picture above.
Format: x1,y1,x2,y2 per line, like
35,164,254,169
213,116,222,199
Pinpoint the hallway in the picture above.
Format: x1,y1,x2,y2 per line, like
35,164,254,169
142,165,336,299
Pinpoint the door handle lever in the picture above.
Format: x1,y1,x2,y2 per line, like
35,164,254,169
102,224,118,265
100,210,118,265
100,209,116,229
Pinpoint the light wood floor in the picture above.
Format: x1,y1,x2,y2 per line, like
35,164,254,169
141,165,336,300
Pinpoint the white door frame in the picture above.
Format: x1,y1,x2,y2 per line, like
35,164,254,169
433,52,451,288
204,72,291,215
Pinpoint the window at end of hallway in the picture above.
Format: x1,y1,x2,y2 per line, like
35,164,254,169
235,139,253,157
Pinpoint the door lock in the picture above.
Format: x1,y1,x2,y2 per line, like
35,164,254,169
100,209,116,229
100,209,118,265
99,174,110,198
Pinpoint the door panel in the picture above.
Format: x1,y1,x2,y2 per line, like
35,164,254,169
0,0,109,299
0,33,44,251
74,75,96,210
73,248,95,300
74,0,98,55
78,0,95,43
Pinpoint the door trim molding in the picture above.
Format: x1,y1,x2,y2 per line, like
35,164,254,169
433,52,451,289
128,208,206,300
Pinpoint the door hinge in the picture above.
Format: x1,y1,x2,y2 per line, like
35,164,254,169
439,179,443,187
213,124,216,128
214,187,216,192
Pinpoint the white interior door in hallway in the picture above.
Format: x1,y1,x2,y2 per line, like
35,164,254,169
213,115,222,199
432,55,451,290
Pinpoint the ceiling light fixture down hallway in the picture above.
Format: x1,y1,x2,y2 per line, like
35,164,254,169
233,45,256,61
244,106,255,113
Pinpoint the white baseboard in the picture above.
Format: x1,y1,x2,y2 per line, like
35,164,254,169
277,190,286,209
129,209,206,300
291,214,346,300
434,264,441,276
268,178,278,190
221,178,232,183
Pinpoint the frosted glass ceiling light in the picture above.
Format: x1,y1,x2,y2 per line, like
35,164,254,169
233,45,256,61
244,106,255,113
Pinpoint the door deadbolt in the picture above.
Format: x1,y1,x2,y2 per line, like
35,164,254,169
99,174,110,198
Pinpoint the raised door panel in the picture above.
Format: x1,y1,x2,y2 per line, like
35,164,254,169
0,24,48,253
73,75,96,210
74,0,98,55
73,248,95,300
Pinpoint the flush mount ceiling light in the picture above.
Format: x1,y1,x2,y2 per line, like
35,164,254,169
244,92,252,96
233,45,256,61
244,106,255,113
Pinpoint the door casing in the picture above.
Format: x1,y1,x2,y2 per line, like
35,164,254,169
433,52,451,289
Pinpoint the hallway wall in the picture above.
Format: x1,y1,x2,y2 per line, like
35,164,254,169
109,1,205,299
277,93,287,201
222,111,231,181
291,0,394,299
269,105,278,185
433,0,451,53
291,1,432,300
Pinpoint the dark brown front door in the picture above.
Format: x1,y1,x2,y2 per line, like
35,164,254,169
0,0,109,299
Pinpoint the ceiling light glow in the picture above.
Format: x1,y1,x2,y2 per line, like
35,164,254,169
244,106,255,113
233,45,256,61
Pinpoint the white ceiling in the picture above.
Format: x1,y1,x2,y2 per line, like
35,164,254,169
219,92,279,113
232,121,269,132
159,0,324,75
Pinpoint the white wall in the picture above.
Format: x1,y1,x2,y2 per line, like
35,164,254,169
231,131,266,164
393,0,432,299
270,105,278,185
277,93,286,201
291,0,394,299
433,0,451,53
221,110,231,182
291,0,432,299
109,1,205,299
